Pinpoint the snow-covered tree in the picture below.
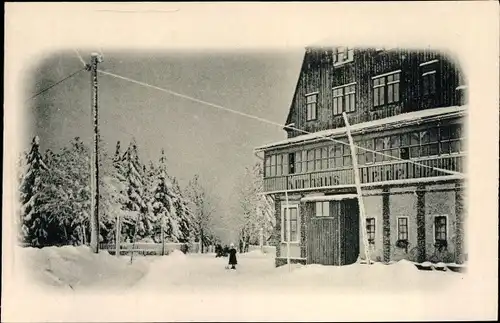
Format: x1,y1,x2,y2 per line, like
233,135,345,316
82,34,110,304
149,150,179,243
49,137,91,245
19,136,49,246
97,139,129,244
186,174,216,252
237,162,276,250
170,177,194,243
119,139,148,242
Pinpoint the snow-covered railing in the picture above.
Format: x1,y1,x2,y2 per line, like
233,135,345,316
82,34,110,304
264,154,464,193
99,242,200,255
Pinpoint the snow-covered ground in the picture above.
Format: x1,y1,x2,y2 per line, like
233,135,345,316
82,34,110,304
3,246,491,322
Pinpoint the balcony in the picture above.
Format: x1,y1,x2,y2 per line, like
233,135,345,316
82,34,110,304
263,154,464,193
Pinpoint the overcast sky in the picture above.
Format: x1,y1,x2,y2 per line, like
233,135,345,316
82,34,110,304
25,48,304,242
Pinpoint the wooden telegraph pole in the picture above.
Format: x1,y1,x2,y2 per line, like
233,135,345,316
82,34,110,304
89,53,102,254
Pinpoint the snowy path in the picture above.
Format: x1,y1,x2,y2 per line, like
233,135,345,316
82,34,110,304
131,250,466,295
133,251,278,292
7,248,485,322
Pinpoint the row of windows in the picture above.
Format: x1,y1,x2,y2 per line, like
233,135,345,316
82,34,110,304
305,61,438,121
264,124,464,177
281,202,448,244
365,215,447,244
313,201,448,244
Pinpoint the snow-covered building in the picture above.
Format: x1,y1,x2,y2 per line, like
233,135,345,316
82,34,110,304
254,47,467,267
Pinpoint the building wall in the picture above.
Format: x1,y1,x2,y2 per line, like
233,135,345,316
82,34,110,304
271,181,464,266
424,185,457,262
359,193,383,262
389,191,418,261
285,48,465,139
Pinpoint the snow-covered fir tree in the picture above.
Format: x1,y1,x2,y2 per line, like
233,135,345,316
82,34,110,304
19,136,49,246
98,138,129,244
186,174,215,252
170,176,194,243
150,149,182,243
119,139,148,242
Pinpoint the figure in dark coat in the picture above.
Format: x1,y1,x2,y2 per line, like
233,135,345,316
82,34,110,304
228,243,238,270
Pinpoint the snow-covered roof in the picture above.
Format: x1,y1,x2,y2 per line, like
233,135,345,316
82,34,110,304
255,105,466,151
301,194,358,202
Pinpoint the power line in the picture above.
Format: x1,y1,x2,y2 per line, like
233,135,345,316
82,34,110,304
26,67,86,101
73,49,87,67
97,69,464,177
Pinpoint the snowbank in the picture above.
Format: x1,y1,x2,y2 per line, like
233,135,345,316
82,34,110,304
15,245,151,291
168,249,187,261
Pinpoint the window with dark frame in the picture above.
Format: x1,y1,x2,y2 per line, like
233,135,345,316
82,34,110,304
356,139,374,165
288,153,295,174
440,124,463,154
283,207,298,242
265,156,271,177
374,136,398,162
342,142,352,167
333,47,354,65
294,151,302,174
422,71,437,96
397,217,409,241
306,149,315,172
366,218,375,244
276,154,283,176
333,83,356,115
328,144,343,169
373,71,401,108
306,93,318,121
270,155,276,177
434,216,447,242
400,128,439,159
421,61,438,97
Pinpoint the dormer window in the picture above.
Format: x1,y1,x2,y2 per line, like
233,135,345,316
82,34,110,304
305,92,318,121
420,60,439,96
333,47,354,66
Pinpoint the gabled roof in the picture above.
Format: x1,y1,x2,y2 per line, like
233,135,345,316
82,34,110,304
284,49,307,128
255,105,467,152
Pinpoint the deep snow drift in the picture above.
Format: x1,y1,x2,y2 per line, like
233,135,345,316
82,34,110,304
5,246,485,322
14,245,152,291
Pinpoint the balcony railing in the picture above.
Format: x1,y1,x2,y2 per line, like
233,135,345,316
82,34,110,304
263,154,464,193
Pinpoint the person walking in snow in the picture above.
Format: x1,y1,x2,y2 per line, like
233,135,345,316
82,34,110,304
228,243,238,270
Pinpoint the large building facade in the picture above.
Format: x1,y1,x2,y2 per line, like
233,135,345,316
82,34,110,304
255,47,467,267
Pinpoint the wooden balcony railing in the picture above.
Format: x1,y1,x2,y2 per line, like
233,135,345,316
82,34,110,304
263,154,464,193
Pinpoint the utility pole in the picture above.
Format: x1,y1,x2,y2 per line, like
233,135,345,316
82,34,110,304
285,190,291,272
161,214,166,256
89,53,103,254
115,215,121,257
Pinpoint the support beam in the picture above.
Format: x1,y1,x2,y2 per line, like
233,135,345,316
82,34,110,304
416,185,426,263
455,182,465,264
342,112,371,264
382,187,391,263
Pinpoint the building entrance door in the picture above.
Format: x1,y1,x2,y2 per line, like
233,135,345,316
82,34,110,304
306,198,360,266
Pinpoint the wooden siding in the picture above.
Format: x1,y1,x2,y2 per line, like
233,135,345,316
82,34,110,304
306,200,360,265
264,154,464,193
285,48,465,139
